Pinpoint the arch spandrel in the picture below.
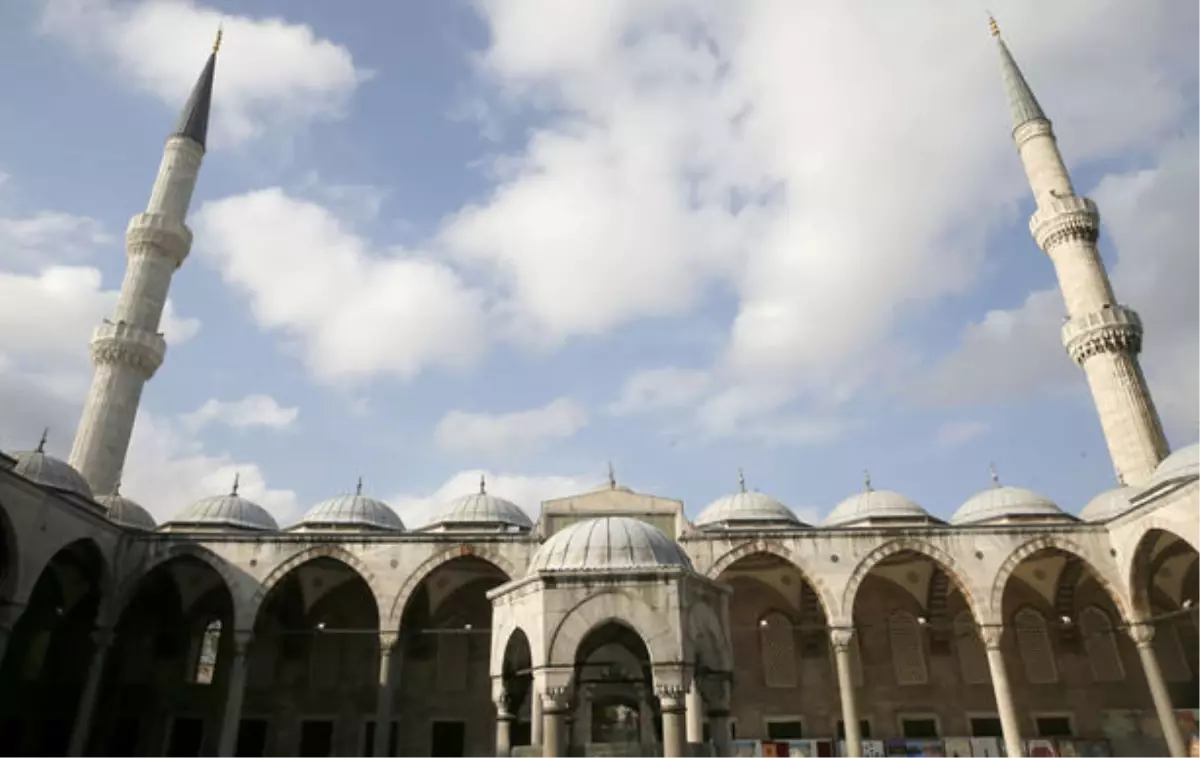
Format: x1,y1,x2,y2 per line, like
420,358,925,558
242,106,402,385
841,537,987,626
707,538,837,624
686,599,733,672
989,534,1131,624
546,589,681,670
248,543,387,628
386,543,516,630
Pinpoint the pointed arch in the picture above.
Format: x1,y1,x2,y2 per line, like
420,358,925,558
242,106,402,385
386,544,515,630
250,544,383,625
989,535,1129,624
708,538,836,623
547,589,678,669
109,543,247,629
1079,606,1124,683
841,538,983,625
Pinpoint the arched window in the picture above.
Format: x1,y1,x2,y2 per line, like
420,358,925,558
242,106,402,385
759,611,798,688
1014,608,1057,684
888,611,928,685
953,611,989,684
193,619,222,685
1080,606,1124,682
1152,617,1191,683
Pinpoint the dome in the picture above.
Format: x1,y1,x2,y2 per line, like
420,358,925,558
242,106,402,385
167,476,278,531
695,489,803,529
297,482,404,531
1148,443,1199,487
11,436,93,499
427,479,533,530
951,484,1068,526
1079,486,1137,522
97,492,157,531
824,482,932,528
529,516,692,574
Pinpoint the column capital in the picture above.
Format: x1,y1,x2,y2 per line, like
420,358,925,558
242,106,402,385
655,684,687,713
829,626,856,652
541,686,571,713
978,624,1005,650
379,631,399,653
495,691,518,720
1124,622,1155,648
231,629,254,656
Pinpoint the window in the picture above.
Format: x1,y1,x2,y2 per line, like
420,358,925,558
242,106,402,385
888,611,928,685
1014,608,1058,684
1079,606,1124,682
900,717,939,739
953,612,990,684
836,720,872,739
193,619,222,685
968,716,1003,738
1034,715,1073,738
759,611,799,688
1152,618,1191,682
766,719,803,739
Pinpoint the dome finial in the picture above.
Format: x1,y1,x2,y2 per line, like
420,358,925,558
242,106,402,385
213,22,223,53
356,475,363,496
36,427,48,453
987,12,1000,38
607,461,617,490
479,473,487,495
113,477,122,496
862,469,873,492
737,467,746,493
230,472,240,496
989,461,1001,487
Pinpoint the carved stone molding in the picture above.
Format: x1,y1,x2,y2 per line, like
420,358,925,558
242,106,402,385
1030,195,1100,252
978,624,1005,650
1062,306,1144,364
90,322,166,377
655,684,687,712
1124,623,1155,648
829,627,856,653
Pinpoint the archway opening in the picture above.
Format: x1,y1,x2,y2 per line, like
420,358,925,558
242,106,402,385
397,555,509,757
573,620,655,748
499,628,533,747
717,552,827,742
94,554,234,756
0,539,104,755
1130,529,1199,710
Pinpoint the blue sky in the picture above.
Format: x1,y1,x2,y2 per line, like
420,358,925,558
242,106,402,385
0,0,1196,528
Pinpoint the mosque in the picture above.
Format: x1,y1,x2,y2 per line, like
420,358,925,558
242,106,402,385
0,18,1196,758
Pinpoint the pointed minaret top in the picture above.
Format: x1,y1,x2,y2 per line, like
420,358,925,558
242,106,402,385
607,461,617,490
36,427,48,453
213,23,223,53
989,462,1001,487
230,472,240,497
479,473,487,495
737,467,746,494
863,470,873,493
171,28,220,149
989,15,1047,133
355,476,363,496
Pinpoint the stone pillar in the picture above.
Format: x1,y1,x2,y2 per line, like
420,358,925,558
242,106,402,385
530,686,543,746
685,678,704,749
1127,624,1187,757
658,686,687,758
980,625,1023,758
542,688,569,758
67,626,115,756
374,632,397,757
708,709,732,758
216,631,253,757
495,691,515,758
830,628,862,758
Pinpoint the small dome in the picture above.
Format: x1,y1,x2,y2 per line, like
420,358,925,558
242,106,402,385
428,479,533,530
97,492,157,531
529,516,691,574
11,437,93,499
168,477,278,531
297,484,404,531
695,490,803,529
1079,486,1137,522
1148,443,1199,486
952,485,1067,526
824,487,932,528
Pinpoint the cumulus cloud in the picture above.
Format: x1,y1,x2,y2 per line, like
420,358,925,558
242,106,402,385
0,212,113,271
434,398,588,457
38,0,369,147
608,368,713,416
390,468,600,529
180,394,299,432
935,420,991,450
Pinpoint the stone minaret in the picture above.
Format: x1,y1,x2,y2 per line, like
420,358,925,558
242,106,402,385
991,18,1168,485
69,31,220,496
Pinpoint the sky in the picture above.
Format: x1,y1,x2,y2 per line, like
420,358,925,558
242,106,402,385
0,0,1196,530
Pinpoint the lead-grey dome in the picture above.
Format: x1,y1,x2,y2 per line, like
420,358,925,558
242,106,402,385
431,491,533,531
97,492,157,531
168,478,278,531
952,485,1068,526
824,488,933,528
11,444,93,500
695,491,803,529
1147,443,1199,487
297,486,404,531
1079,486,1137,522
529,516,691,574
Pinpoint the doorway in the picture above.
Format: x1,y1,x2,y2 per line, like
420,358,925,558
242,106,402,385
299,720,334,757
431,721,466,757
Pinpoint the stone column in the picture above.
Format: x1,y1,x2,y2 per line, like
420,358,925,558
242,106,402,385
830,628,862,758
708,708,732,758
542,688,569,758
980,625,1023,758
495,690,515,758
374,632,398,757
530,686,543,746
1127,624,1187,757
685,678,704,749
67,626,115,756
216,631,253,757
658,686,687,758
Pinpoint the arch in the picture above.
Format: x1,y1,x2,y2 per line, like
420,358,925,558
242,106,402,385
708,539,836,622
250,544,383,625
1079,605,1124,682
547,589,679,670
1126,526,1200,620
386,544,515,630
841,538,983,625
27,538,110,599
758,609,797,688
108,544,245,628
1013,606,1057,684
990,535,1129,624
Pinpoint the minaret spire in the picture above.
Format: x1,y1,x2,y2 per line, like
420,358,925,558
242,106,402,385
69,38,218,496
990,19,1168,485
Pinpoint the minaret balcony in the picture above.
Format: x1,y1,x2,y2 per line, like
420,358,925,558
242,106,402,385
126,212,193,266
1030,195,1099,250
1061,304,1143,363
89,321,167,376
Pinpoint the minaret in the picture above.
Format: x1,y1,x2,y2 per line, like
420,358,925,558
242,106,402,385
69,29,221,496
990,18,1168,485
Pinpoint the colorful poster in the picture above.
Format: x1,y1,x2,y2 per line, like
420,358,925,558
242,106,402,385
943,738,972,757
906,740,946,756
863,740,886,757
734,739,763,757
783,740,817,757
970,737,1002,757
1026,739,1058,757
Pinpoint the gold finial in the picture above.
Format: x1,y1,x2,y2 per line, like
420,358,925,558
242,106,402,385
230,472,240,496
987,13,1001,38
863,470,873,492
737,468,746,494
356,476,363,496
989,462,1001,487
607,461,617,490
213,23,223,54
36,427,48,453
479,473,487,495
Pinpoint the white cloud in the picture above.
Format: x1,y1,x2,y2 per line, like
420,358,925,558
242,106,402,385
0,212,113,271
39,0,369,147
194,188,487,383
390,468,600,529
434,398,588,457
935,420,991,449
609,368,713,416
180,394,299,432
